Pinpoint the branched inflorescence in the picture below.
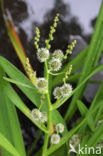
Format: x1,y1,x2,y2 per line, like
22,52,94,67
26,14,77,154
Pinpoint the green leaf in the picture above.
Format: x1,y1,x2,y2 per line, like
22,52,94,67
3,77,34,89
77,100,94,131
77,100,88,116
65,1,103,121
0,56,68,134
0,56,41,108
50,144,67,156
89,83,103,126
0,132,20,156
47,100,103,155
3,81,48,133
5,97,26,156
87,123,103,147
0,67,26,156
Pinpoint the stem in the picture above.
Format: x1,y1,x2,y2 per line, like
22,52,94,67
42,61,52,156
49,71,64,76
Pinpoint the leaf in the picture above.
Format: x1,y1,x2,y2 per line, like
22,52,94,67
50,144,67,156
0,56,68,134
0,56,41,108
64,1,103,121
47,100,103,155
77,100,94,131
86,83,103,129
2,10,36,84
5,97,26,156
3,81,48,133
3,77,34,89
0,132,20,156
0,66,26,156
87,123,103,147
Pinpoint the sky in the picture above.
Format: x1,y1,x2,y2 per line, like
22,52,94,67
21,0,102,40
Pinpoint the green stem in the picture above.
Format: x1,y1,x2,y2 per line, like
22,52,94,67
93,28,103,67
42,61,52,156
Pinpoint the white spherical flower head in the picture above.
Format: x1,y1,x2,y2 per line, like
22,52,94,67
37,48,49,62
53,49,64,60
51,134,60,144
41,112,48,123
31,109,41,121
49,58,62,71
37,78,48,91
53,87,62,99
55,123,64,133
61,83,72,97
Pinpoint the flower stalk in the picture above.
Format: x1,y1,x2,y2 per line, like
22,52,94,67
42,60,52,156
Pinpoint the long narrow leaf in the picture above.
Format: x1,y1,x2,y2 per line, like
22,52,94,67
0,132,20,156
0,67,26,156
0,56,68,134
77,100,94,131
1,6,37,84
65,1,103,121
47,100,103,155
3,81,48,133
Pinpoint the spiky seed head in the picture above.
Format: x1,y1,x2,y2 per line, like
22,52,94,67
49,58,62,71
96,143,103,149
41,112,48,123
36,78,48,91
37,48,49,62
61,83,72,97
53,87,62,99
96,120,103,128
31,109,41,121
69,134,80,148
53,49,64,60
55,123,64,133
51,134,60,144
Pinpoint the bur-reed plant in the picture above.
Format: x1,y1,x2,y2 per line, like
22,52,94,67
0,1,103,156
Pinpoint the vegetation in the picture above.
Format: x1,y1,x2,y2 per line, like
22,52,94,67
0,0,103,156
